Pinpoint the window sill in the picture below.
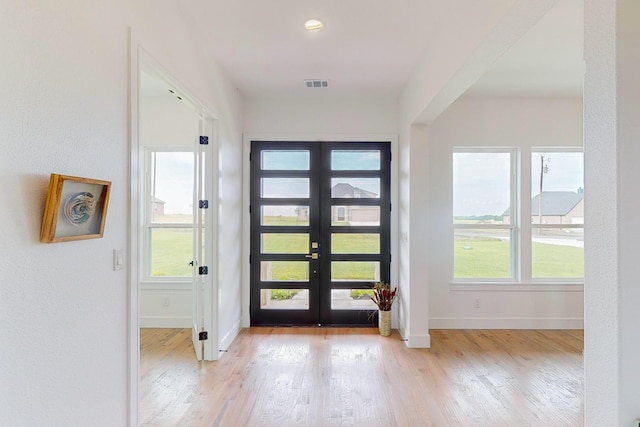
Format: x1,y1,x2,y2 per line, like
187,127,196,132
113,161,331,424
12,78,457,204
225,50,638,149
450,282,584,292
140,280,191,290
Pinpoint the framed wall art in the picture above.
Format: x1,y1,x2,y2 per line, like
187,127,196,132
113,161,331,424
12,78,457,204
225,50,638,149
40,174,111,243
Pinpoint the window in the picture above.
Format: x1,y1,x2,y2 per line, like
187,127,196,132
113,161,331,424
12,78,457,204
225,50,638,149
453,150,516,280
452,147,584,284
531,150,584,279
144,149,194,278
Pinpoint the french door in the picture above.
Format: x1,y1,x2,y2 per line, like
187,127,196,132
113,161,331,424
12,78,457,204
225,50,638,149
250,141,390,326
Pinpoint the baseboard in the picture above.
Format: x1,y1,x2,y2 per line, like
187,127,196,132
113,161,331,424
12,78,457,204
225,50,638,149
402,333,431,348
139,316,192,328
429,317,584,329
219,319,242,354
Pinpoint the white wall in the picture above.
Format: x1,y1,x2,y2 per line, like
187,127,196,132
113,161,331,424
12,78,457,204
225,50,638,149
244,97,399,135
583,0,640,424
426,96,584,328
0,1,243,425
242,96,399,326
397,0,563,347
615,0,640,420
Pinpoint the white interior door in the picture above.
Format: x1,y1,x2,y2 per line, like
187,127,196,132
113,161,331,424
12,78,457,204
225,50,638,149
191,114,217,360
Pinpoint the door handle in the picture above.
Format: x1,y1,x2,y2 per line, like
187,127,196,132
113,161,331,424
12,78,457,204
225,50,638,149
305,253,319,259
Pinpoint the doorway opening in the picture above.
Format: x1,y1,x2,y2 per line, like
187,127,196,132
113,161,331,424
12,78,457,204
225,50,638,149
249,141,391,326
135,50,219,363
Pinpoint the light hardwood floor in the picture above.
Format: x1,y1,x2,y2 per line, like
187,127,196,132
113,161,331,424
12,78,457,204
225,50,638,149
140,328,583,427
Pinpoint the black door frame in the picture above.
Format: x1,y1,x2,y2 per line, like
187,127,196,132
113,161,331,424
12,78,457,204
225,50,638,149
250,141,391,326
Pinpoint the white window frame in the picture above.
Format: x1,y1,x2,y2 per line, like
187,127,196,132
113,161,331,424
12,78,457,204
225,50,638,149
529,147,584,283
452,147,519,283
143,147,195,282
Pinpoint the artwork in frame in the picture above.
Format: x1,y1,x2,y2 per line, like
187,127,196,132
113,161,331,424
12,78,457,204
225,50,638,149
40,173,111,243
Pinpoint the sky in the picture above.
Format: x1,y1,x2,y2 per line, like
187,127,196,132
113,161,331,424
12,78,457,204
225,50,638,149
453,151,583,217
152,151,194,215
153,149,383,215
261,150,381,199
153,149,583,218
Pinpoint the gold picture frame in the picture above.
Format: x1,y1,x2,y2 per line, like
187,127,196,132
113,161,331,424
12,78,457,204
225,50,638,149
40,174,111,243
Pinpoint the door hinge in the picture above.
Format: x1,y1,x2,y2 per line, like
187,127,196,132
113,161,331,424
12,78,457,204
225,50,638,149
249,255,252,264
199,136,209,145
198,331,208,341
199,266,208,275
249,204,251,213
390,203,392,212
199,200,209,209
249,152,252,161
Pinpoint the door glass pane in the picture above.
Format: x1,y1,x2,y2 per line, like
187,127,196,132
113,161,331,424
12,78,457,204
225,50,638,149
261,234,309,254
454,228,511,278
262,150,310,170
331,150,380,170
331,206,380,226
150,151,194,223
261,205,309,226
332,234,380,254
531,152,584,225
331,178,380,198
262,178,309,198
331,262,380,282
150,228,193,277
453,152,511,224
532,227,584,278
331,289,377,310
260,289,309,310
261,261,309,281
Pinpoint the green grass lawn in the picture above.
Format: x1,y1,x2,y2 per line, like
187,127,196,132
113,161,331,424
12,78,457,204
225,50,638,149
531,241,584,278
151,228,193,277
454,238,584,278
263,261,377,281
151,217,584,280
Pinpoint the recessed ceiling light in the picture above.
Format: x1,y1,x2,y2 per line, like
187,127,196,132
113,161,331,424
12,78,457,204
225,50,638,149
305,19,324,31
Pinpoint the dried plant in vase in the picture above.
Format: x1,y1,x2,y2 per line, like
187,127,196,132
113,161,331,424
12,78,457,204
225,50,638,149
371,281,397,311
371,282,397,336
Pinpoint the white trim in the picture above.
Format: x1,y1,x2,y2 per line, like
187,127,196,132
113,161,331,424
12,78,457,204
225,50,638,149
242,132,399,327
429,317,584,329
140,316,192,328
530,224,584,229
404,333,431,348
127,27,140,427
450,283,584,291
532,146,584,154
219,318,242,354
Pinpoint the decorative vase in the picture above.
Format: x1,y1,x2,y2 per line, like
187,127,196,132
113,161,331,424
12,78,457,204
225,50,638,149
378,310,391,336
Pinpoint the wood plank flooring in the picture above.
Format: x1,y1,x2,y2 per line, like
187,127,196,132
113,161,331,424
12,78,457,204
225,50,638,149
140,328,584,427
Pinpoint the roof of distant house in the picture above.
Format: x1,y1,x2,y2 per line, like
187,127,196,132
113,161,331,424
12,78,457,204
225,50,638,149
503,191,583,216
331,183,378,198
152,196,165,204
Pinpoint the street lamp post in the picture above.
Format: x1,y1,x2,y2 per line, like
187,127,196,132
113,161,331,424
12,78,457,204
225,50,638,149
538,155,549,230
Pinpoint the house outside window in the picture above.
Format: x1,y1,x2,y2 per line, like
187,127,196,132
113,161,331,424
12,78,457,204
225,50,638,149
530,150,584,279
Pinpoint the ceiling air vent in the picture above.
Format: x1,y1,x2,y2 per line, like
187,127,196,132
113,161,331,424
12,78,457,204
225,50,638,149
305,79,329,88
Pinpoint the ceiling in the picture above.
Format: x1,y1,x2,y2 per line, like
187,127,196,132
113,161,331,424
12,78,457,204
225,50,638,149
467,0,584,96
176,0,583,101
